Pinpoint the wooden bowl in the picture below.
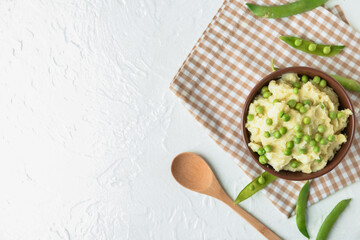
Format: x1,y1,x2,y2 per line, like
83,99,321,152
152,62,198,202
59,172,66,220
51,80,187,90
242,67,355,181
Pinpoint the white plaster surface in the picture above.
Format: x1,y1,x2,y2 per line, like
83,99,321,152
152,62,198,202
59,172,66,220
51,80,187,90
1,0,360,239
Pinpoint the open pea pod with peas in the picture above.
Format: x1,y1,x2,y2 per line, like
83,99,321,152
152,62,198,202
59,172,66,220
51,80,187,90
279,36,345,57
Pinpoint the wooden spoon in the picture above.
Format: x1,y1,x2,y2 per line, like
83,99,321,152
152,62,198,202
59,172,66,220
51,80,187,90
171,152,281,240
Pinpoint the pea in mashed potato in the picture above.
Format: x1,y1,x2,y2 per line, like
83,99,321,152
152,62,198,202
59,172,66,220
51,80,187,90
246,73,352,173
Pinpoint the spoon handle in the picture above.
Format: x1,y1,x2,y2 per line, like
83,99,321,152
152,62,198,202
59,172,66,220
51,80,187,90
220,194,282,240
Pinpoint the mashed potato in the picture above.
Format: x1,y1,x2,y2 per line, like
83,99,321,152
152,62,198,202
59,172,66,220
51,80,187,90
246,73,352,173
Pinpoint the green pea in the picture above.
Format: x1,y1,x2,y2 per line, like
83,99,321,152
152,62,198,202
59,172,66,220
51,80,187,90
313,146,320,153
303,116,311,125
293,87,299,94
337,112,344,118
299,148,307,154
264,131,271,138
294,137,302,144
295,103,303,110
319,79,327,88
287,99,297,108
294,82,301,88
328,135,335,142
257,148,265,156
261,86,269,94
282,113,291,122
266,118,273,125
323,46,331,54
294,39,303,46
310,140,317,147
303,99,312,106
296,132,304,138
301,75,308,83
314,133,322,142
264,145,272,153
318,125,326,133
290,160,299,168
299,106,308,114
247,114,254,121
329,111,337,120
249,184,255,190
286,141,294,149
273,99,280,105
279,126,287,135
256,105,265,114
315,157,323,163
259,155,268,164
320,102,326,109
279,110,285,118
313,76,321,84
294,124,303,132
304,134,311,143
263,91,272,98
258,175,265,184
284,148,292,156
320,138,328,145
308,43,317,52
273,131,281,139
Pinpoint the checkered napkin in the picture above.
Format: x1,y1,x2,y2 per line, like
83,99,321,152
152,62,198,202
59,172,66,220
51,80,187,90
170,0,360,217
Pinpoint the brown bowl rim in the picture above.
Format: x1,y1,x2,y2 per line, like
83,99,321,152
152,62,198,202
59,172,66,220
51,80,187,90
241,66,355,181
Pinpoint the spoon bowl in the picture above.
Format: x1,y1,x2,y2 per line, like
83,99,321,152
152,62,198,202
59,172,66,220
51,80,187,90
171,152,213,193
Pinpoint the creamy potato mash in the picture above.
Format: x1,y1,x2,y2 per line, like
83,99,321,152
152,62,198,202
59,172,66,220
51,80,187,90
246,73,352,173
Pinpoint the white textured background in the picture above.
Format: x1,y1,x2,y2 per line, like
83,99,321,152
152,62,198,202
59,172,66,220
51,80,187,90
1,0,360,239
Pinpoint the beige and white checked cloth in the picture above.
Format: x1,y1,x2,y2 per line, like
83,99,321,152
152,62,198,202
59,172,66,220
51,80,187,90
170,0,360,217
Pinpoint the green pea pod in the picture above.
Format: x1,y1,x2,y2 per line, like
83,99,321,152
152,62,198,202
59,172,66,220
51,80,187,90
330,74,360,92
279,36,345,57
316,198,351,240
246,0,328,19
234,171,277,204
296,181,310,239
